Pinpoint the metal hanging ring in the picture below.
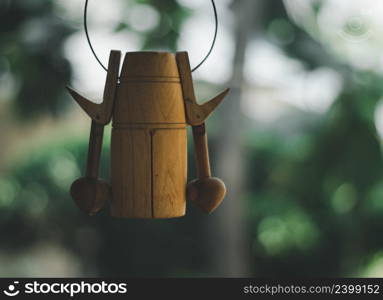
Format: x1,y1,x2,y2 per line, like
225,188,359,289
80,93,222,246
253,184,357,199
84,0,218,73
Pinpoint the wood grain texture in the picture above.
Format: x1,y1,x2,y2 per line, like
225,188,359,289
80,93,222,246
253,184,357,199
152,129,187,218
120,52,180,78
101,50,122,124
86,121,104,178
186,123,227,213
113,81,186,124
111,128,152,218
191,124,211,179
111,52,187,218
115,52,185,125
176,51,229,126
186,177,226,213
176,51,227,214
70,177,110,215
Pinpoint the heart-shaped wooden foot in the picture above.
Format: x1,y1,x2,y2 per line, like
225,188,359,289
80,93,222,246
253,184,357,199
187,177,226,213
70,177,111,215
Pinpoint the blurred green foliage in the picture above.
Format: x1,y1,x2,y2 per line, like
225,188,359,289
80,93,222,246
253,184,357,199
0,0,73,118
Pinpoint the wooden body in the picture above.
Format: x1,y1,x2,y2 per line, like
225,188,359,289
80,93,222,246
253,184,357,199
111,52,187,218
68,50,228,218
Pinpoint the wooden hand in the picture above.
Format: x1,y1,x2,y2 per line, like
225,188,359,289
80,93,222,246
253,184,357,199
176,51,228,213
67,50,121,215
187,124,226,213
71,121,111,215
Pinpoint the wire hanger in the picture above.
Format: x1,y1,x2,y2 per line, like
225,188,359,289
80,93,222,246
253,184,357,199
83,0,219,73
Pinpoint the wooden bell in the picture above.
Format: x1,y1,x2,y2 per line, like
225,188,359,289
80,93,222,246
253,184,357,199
68,51,229,219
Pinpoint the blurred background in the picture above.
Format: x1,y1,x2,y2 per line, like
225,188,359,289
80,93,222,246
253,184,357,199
1,0,383,277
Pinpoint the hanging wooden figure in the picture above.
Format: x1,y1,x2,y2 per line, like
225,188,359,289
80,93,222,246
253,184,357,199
67,0,229,219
